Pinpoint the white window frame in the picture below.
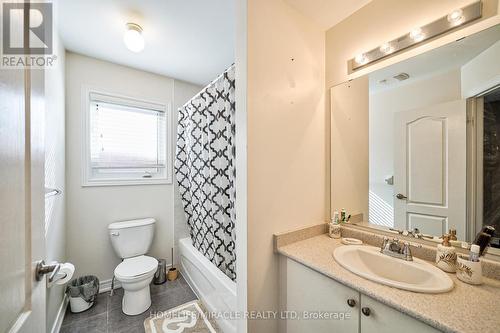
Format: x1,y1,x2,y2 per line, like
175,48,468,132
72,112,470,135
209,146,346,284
81,85,172,186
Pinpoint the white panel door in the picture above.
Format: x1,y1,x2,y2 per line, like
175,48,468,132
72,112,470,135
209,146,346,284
394,100,466,239
0,58,46,332
283,258,359,333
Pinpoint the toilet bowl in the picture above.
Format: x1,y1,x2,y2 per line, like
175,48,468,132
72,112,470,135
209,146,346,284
114,255,158,315
108,218,157,315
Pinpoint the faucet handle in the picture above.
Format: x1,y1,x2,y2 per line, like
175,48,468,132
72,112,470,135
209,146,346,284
402,242,413,260
402,241,423,261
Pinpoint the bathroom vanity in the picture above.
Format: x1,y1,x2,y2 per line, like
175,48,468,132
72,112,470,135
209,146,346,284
300,17,500,333
277,232,500,333
283,257,439,333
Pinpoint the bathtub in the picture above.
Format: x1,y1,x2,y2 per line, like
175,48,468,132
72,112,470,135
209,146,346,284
179,237,236,333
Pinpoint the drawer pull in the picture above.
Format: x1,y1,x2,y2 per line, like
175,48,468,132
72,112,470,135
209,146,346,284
361,307,371,316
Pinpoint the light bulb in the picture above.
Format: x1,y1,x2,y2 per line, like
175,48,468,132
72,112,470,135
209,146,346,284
123,23,144,52
447,9,464,25
354,53,368,65
379,42,394,54
409,28,424,42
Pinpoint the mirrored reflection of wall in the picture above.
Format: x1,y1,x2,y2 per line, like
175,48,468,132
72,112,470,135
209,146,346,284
330,77,369,220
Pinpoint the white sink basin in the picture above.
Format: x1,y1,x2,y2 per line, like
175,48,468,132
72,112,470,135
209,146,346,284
333,245,453,294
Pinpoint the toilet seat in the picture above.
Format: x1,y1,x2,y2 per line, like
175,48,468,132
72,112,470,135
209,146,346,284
114,255,158,281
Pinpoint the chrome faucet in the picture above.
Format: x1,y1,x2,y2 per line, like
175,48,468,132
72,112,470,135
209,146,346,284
380,237,422,261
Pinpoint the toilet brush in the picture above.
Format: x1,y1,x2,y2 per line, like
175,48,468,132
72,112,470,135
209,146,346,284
168,248,178,281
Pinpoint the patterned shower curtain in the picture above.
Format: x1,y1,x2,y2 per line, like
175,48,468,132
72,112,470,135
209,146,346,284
175,65,236,281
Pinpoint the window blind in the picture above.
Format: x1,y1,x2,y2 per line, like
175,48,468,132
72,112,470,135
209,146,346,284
89,99,166,170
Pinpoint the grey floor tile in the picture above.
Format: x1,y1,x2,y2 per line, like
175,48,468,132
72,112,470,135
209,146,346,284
149,278,181,296
60,312,107,333
107,288,124,312
177,274,188,287
184,285,198,301
110,322,146,333
61,273,197,333
150,283,198,314
107,303,151,332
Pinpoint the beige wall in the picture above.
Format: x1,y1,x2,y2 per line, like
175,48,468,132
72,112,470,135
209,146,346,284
65,52,200,283
327,0,499,221
247,0,327,331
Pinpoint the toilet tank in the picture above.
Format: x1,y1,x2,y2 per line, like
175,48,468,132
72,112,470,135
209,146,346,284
108,218,155,259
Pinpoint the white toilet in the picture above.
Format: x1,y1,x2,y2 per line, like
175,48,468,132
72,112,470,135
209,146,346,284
108,218,158,315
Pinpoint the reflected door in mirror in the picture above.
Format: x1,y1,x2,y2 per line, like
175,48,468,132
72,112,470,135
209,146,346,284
394,100,467,239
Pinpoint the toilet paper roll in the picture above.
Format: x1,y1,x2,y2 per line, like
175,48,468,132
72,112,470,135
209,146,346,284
55,263,75,285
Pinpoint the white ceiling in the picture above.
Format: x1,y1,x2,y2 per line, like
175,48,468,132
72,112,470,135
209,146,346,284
57,0,235,86
369,24,500,92
285,0,372,30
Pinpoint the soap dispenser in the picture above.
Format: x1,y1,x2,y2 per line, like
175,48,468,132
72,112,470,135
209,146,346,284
329,211,341,239
436,235,457,273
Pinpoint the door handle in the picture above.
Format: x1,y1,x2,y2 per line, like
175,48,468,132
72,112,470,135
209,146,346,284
361,307,371,316
35,260,60,282
346,299,356,307
396,193,407,200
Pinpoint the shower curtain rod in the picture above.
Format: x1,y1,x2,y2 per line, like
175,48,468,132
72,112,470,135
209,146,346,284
181,63,235,109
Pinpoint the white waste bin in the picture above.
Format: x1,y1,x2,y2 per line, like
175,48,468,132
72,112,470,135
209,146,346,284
66,275,100,313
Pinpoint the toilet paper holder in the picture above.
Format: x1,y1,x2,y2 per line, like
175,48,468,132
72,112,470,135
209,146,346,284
36,261,72,288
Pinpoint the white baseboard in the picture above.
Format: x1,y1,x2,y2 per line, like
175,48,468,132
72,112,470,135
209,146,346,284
50,295,69,333
99,278,122,293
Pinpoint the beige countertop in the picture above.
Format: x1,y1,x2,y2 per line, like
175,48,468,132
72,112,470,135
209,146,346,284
277,234,500,333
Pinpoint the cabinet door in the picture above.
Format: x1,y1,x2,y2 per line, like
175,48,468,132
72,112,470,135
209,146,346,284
360,295,440,333
283,258,359,333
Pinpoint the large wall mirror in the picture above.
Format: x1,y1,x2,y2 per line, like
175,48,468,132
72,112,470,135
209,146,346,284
330,24,500,255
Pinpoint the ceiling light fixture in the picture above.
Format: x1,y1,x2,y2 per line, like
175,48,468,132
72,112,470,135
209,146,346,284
348,1,482,72
123,23,144,53
354,53,368,65
409,28,425,42
447,9,465,25
379,42,394,54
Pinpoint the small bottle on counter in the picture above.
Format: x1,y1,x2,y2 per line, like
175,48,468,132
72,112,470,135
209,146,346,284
340,208,346,223
436,235,456,273
449,229,457,241
329,211,341,239
469,244,480,262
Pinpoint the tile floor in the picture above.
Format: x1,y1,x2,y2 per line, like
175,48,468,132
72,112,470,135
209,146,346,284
60,274,197,333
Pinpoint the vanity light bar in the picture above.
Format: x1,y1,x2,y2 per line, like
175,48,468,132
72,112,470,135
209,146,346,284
348,1,482,72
